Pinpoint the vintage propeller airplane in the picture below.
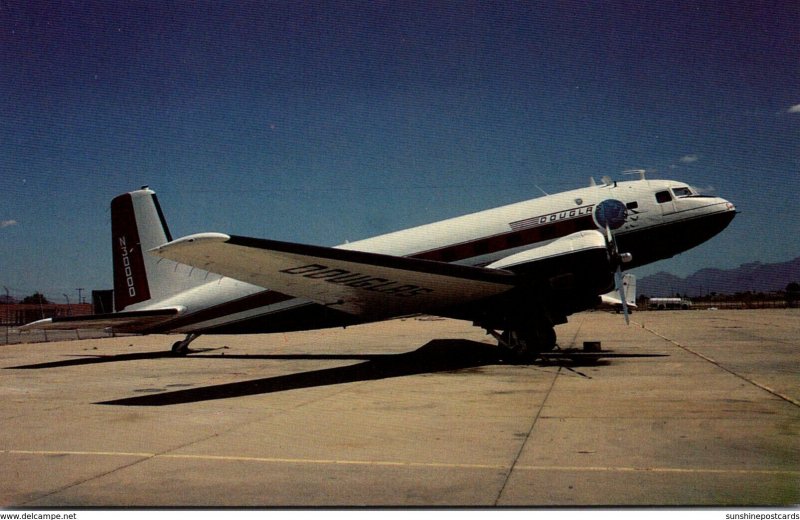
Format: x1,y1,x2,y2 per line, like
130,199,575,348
24,172,736,358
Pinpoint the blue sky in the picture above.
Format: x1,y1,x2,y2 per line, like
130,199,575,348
1,1,798,302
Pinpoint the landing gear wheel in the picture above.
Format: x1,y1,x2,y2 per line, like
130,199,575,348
530,326,557,352
171,341,189,356
170,333,200,356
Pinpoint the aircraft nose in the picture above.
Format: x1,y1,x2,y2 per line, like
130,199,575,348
721,198,737,213
715,196,738,229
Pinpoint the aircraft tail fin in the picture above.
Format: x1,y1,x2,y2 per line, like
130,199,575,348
598,273,637,310
110,187,205,311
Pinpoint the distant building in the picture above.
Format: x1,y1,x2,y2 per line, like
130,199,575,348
0,303,93,326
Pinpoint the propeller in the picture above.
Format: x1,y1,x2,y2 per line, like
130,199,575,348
615,266,630,325
596,198,633,324
604,222,632,325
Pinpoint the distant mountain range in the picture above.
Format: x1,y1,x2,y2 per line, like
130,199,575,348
637,256,800,297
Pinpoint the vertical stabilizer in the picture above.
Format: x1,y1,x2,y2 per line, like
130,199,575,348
111,189,160,310
111,187,204,311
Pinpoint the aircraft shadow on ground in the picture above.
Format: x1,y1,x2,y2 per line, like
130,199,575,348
7,349,378,370
98,339,503,406
6,339,666,406
8,350,180,369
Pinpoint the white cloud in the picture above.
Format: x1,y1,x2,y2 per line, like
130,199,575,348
680,154,699,164
788,104,800,114
0,220,18,228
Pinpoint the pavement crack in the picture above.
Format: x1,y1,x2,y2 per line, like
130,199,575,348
19,452,153,506
639,323,800,409
493,365,561,506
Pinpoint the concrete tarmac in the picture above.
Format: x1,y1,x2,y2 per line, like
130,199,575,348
0,309,797,507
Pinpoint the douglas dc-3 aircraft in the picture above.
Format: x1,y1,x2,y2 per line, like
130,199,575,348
25,173,736,357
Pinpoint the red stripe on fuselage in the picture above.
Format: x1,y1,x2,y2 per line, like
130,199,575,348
410,215,596,263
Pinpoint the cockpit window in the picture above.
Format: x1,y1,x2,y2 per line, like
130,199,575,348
655,191,672,203
672,186,693,198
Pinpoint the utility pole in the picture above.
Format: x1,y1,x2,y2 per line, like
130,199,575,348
76,288,84,305
3,286,8,345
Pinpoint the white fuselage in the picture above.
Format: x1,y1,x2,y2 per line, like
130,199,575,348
139,179,735,334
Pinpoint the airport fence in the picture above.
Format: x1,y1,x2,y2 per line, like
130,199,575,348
692,300,791,310
640,300,793,311
1,327,117,345
0,303,114,345
0,303,93,326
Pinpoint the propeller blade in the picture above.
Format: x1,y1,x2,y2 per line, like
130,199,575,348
605,204,629,324
615,267,630,325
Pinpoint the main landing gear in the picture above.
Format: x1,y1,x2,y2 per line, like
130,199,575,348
485,322,558,361
171,333,200,356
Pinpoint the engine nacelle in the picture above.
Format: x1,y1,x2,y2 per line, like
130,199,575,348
487,230,613,293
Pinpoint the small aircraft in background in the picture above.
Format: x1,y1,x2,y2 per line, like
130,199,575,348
599,273,637,314
24,172,735,358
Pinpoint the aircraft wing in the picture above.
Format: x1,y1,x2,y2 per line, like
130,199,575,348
151,233,518,320
21,308,181,332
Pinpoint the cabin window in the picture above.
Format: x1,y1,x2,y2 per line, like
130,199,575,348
672,186,692,198
626,201,638,210
655,191,672,203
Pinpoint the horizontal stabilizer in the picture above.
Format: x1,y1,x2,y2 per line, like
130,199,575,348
21,308,181,332
151,233,517,319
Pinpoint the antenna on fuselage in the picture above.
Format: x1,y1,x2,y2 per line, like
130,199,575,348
623,169,647,180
